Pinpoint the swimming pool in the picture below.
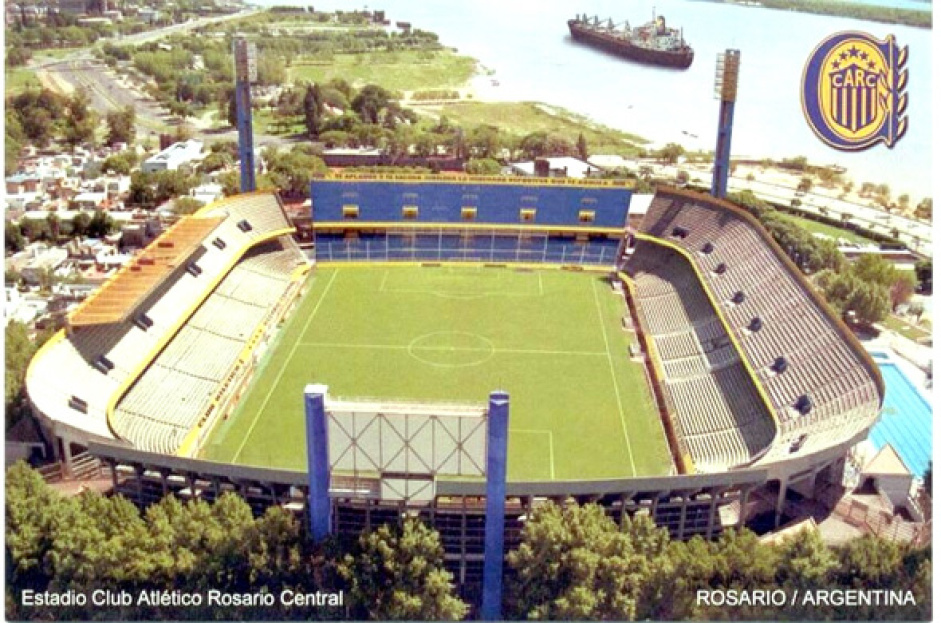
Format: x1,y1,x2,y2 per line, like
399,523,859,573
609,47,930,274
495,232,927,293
868,360,932,478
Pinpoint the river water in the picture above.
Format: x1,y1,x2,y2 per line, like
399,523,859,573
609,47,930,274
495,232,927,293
253,0,933,199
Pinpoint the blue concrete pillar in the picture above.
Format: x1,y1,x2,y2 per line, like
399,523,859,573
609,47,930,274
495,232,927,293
711,99,736,199
304,384,331,542
236,79,256,193
481,390,509,620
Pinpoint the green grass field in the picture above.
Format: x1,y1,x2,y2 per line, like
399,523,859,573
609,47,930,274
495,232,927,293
5,68,41,96
202,266,673,481
432,102,650,154
777,211,876,245
288,50,478,92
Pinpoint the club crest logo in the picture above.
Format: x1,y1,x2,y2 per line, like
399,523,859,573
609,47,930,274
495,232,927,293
801,31,908,151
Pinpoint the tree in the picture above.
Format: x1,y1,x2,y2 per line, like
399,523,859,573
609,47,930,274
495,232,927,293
917,462,932,521
219,87,238,128
507,502,672,620
63,89,98,150
5,113,24,175
520,130,553,160
219,170,240,197
101,150,138,175
46,212,61,242
888,272,917,312
350,84,393,125
5,461,70,602
576,132,589,160
797,176,813,192
262,147,327,198
466,124,503,158
197,152,232,174
20,106,54,148
657,142,684,164
830,535,930,620
106,106,136,146
256,53,287,86
168,100,194,124
852,254,898,289
173,197,204,215
87,210,114,238
337,518,467,620
769,528,841,619
914,198,932,220
19,217,52,242
914,259,932,294
318,130,352,149
71,212,91,238
303,83,323,139
128,172,158,207
465,158,501,175
6,225,26,252
5,323,46,430
821,271,890,326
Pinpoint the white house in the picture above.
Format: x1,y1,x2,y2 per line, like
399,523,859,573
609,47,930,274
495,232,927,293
509,157,601,180
18,244,69,286
141,140,205,174
188,182,224,206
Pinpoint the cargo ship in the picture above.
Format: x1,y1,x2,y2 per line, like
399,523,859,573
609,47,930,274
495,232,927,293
567,11,694,69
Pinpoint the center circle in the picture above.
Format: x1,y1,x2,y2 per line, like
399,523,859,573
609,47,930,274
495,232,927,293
407,331,496,368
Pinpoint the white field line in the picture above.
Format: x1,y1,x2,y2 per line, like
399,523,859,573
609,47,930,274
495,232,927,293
298,342,606,357
591,278,638,477
511,428,555,479
232,269,339,463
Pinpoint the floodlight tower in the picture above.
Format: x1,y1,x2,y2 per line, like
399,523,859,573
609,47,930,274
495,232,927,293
233,37,257,193
711,49,741,199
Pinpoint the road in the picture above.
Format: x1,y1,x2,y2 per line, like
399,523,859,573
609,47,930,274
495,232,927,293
634,161,932,257
34,9,295,149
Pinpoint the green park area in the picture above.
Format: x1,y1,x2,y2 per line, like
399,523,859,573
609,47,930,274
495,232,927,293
4,68,41,96
288,50,478,92
432,101,649,156
776,212,877,245
203,266,672,481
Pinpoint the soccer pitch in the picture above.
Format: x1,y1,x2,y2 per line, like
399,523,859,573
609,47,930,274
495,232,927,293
203,265,674,481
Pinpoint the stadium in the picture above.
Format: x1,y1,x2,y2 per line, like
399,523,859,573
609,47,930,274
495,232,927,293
25,176,884,592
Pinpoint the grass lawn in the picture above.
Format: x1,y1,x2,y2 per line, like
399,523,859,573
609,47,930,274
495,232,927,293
432,101,649,154
880,314,931,342
777,211,877,245
288,50,478,92
5,68,41,96
203,266,672,481
252,108,306,136
32,47,83,61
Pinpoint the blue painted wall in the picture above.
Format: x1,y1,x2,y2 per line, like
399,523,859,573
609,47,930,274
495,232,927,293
310,179,632,228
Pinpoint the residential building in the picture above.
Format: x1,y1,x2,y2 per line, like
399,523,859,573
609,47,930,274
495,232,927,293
141,139,205,173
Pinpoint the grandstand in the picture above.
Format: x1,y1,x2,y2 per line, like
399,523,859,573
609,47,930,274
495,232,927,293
632,187,883,466
310,175,631,266
626,240,775,472
26,193,308,461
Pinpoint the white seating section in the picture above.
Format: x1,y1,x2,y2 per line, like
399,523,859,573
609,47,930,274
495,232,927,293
637,191,882,461
112,240,304,453
26,193,303,448
628,241,775,471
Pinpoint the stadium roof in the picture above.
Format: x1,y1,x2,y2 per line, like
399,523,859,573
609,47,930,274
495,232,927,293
68,215,223,326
